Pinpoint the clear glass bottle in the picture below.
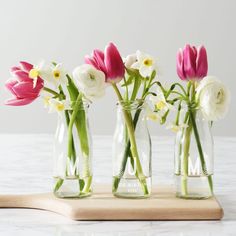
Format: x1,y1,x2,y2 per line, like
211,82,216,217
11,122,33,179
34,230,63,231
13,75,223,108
175,106,214,199
53,101,92,198
112,100,152,198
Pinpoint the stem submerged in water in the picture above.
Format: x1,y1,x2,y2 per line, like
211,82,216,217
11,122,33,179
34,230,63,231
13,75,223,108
189,110,213,194
112,83,149,196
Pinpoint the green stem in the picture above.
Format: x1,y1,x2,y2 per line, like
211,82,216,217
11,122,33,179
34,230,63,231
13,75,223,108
113,74,155,193
182,115,192,196
67,93,83,160
189,110,213,194
112,83,149,195
43,87,60,97
112,108,142,191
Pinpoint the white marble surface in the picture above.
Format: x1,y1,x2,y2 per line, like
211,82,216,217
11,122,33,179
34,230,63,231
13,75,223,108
0,134,235,235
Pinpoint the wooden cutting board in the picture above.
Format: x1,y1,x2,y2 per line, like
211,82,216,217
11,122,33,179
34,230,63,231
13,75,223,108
0,185,223,220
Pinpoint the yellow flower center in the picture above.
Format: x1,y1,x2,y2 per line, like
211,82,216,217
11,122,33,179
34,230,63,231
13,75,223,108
29,68,39,79
56,103,65,111
156,101,166,110
53,70,61,79
143,58,153,67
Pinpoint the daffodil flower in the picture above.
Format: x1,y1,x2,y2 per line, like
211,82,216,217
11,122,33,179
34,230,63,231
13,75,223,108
149,91,173,115
131,50,157,77
43,63,67,88
48,98,71,114
28,61,46,88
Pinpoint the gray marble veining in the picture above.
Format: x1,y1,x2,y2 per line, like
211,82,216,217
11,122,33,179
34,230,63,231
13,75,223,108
0,134,235,235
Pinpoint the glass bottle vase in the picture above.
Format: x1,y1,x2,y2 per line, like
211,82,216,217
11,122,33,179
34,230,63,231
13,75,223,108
175,106,214,199
53,101,92,198
112,100,152,198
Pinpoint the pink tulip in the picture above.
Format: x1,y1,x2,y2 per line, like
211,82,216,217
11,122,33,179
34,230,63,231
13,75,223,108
5,61,44,106
85,42,125,83
176,44,208,81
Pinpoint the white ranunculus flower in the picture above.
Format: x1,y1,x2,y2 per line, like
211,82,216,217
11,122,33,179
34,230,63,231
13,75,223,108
196,76,230,121
73,64,106,101
131,50,157,77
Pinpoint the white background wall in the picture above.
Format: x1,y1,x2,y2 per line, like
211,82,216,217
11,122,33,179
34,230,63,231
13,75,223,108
0,0,235,136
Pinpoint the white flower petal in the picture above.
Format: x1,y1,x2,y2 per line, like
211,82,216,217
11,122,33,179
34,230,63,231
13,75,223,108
73,64,106,101
197,76,230,121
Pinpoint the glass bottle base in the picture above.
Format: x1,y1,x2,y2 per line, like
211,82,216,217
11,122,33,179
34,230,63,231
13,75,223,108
175,174,213,199
112,176,151,199
53,176,92,199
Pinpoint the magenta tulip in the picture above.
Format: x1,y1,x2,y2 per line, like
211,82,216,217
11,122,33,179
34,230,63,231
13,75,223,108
85,42,125,83
176,44,208,81
5,61,44,106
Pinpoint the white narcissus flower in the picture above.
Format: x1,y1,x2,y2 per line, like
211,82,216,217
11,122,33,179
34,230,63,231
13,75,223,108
131,50,157,77
43,63,67,87
47,63,67,87
149,91,173,116
29,61,67,88
48,99,71,114
146,106,161,122
73,64,106,101
29,60,47,88
196,76,230,121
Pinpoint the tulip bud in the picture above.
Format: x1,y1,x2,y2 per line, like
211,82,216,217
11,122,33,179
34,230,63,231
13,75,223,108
176,44,208,81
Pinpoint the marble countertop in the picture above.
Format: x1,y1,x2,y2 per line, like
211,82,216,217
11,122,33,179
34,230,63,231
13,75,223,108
0,134,235,236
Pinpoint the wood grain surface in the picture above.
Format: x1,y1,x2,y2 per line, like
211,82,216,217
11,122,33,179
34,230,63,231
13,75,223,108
0,185,223,220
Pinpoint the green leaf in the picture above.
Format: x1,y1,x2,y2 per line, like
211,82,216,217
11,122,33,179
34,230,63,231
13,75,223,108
126,67,138,76
150,70,156,80
121,75,134,87
54,178,64,193
79,179,85,192
66,74,79,103
130,75,142,101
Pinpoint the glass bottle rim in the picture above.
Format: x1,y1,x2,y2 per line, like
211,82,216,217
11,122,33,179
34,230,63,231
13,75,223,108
177,102,200,111
70,99,91,110
116,99,146,111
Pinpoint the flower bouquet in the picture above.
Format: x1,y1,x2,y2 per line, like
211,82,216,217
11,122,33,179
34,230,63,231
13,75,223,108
84,43,159,198
149,44,230,199
5,60,106,198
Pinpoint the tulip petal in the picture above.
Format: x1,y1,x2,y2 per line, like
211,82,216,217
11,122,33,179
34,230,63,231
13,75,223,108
196,46,208,79
93,49,107,75
5,97,36,106
183,44,197,79
104,42,125,82
5,79,18,95
12,82,40,98
11,67,21,73
176,49,186,80
85,56,99,70
13,70,32,82
20,61,33,72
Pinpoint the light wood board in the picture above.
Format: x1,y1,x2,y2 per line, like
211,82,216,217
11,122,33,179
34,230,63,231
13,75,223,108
0,185,223,220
